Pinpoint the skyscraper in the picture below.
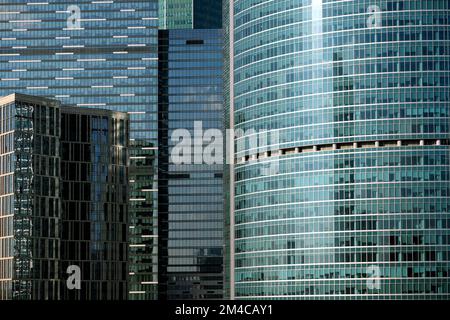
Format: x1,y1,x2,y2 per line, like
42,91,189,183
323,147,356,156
0,93,129,300
157,0,224,299
158,29,224,299
159,0,222,29
159,0,193,29
60,107,129,300
226,0,450,299
0,0,159,300
0,94,61,300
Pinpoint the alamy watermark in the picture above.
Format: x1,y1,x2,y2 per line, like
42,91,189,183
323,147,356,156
66,265,81,290
367,265,381,291
367,5,382,28
66,5,81,30
171,122,280,175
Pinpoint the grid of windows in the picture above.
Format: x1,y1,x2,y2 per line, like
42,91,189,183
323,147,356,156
231,0,450,299
60,107,129,300
0,94,60,300
159,0,193,29
0,0,159,300
159,0,223,29
158,29,224,299
0,94,130,300
0,101,16,300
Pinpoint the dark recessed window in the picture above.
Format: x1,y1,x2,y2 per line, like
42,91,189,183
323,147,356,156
186,40,204,45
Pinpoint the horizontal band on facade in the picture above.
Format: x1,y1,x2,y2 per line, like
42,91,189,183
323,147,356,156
236,139,449,165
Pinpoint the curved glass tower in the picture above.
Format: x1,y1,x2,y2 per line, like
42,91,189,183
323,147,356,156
229,0,450,299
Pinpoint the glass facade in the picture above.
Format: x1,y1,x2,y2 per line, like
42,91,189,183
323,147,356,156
0,94,61,300
159,0,193,29
0,0,159,300
192,0,223,29
158,29,224,299
159,0,222,29
0,94,130,300
60,107,129,300
229,0,450,299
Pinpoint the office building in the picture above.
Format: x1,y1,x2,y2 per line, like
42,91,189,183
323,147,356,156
158,29,224,299
156,0,225,300
0,0,159,300
226,0,450,299
159,0,222,29
60,107,129,300
0,94,61,300
0,93,129,300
